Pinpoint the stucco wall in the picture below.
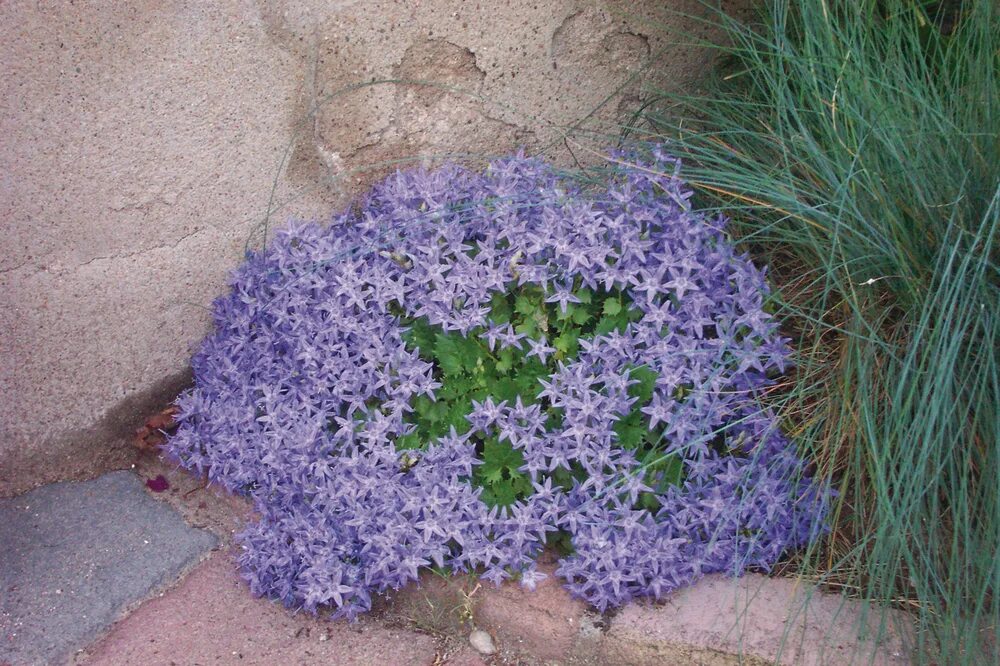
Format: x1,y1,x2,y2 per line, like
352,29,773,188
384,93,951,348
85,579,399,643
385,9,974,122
0,0,742,496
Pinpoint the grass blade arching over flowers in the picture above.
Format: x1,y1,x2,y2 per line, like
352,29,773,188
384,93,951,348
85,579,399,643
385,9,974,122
629,0,999,662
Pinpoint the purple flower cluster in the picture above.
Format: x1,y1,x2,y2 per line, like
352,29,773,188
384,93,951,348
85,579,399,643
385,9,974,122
167,146,827,617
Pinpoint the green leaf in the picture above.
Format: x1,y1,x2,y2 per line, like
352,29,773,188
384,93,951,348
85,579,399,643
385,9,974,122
510,471,532,495
571,307,591,326
455,336,484,370
395,433,422,450
613,410,646,448
552,468,574,489
413,395,433,417
489,293,512,323
514,367,544,399
489,482,518,507
641,452,684,491
440,376,472,400
639,492,660,511
434,333,464,377
447,401,473,431
405,319,437,353
661,455,684,486
493,377,520,402
482,440,523,472
554,330,579,355
482,465,504,485
495,348,515,373
426,400,448,423
514,293,538,315
629,365,658,403
515,318,538,338
603,298,622,316
593,314,620,335
477,439,528,507
550,529,574,555
545,408,565,431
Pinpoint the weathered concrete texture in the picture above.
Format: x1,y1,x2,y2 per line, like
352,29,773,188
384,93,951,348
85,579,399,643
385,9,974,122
0,471,216,666
0,1,328,497
279,0,740,193
0,0,744,496
77,553,442,666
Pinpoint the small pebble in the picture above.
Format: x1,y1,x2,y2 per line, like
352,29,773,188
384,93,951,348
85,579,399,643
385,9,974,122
469,629,496,655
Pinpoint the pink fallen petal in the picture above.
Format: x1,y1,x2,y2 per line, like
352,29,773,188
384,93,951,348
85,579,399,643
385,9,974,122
146,475,170,492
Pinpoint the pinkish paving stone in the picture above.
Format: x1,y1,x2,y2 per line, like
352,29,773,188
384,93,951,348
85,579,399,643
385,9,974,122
475,563,587,663
442,646,491,666
78,554,440,666
599,573,915,666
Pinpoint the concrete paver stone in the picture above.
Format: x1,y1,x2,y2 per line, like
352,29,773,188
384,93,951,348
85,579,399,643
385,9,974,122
0,471,216,666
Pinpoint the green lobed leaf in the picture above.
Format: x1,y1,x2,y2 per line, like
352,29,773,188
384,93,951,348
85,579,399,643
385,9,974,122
628,365,658,403
571,307,592,326
434,333,465,377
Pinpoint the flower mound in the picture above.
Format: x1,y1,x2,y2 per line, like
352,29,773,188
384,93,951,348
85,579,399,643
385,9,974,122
168,147,827,619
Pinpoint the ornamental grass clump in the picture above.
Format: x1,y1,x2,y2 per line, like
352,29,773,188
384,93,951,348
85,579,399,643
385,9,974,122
626,1,996,661
167,146,827,619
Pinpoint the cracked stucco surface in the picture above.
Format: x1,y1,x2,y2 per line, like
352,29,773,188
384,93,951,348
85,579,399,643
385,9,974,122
0,0,745,495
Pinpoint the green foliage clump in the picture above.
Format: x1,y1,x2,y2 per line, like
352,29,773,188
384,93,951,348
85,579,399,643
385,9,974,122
395,281,680,508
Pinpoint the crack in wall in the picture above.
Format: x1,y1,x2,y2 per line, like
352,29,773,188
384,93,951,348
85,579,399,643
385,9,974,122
2,227,212,280
3,178,199,279
0,258,36,278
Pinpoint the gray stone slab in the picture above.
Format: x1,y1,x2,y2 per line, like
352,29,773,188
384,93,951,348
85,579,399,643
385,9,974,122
0,471,217,666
